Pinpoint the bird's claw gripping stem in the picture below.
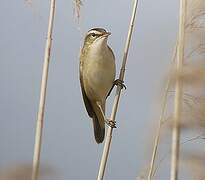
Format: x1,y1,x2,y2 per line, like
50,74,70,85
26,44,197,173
106,79,126,98
105,119,117,128
113,79,126,90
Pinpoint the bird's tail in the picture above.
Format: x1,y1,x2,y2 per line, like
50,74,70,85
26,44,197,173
92,102,105,143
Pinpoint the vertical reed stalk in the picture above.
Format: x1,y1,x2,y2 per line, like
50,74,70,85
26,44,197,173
31,1,56,180
147,43,178,180
170,0,186,180
97,0,139,179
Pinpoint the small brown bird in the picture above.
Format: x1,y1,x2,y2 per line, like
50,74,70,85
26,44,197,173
79,28,116,143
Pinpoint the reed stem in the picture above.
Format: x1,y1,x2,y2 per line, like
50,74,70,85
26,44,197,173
170,0,186,180
31,1,56,180
97,0,139,179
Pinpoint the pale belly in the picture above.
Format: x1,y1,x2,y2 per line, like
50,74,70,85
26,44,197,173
83,52,115,101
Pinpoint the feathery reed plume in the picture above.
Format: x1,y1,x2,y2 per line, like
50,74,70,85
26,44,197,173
180,0,205,134
155,1,205,178
170,1,186,179
97,0,139,179
167,0,205,135
31,1,56,180
73,0,83,21
147,1,205,178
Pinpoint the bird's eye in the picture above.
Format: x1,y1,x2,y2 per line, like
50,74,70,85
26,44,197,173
91,33,96,38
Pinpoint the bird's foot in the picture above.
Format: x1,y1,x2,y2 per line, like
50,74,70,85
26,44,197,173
106,79,126,98
113,79,126,90
105,119,117,128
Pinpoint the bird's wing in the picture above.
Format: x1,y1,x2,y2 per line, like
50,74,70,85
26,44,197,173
106,46,116,99
79,57,94,118
79,58,105,143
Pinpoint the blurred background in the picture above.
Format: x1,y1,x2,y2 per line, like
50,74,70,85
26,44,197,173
0,0,178,179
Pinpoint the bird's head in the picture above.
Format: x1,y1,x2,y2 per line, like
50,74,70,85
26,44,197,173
83,28,111,48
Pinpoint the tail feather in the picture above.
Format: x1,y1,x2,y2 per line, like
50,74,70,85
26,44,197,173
92,115,105,143
92,102,105,143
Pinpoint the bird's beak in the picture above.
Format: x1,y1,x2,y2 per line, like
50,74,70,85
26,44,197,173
102,32,111,37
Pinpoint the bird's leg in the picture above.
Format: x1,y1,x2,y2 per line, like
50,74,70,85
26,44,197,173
97,102,117,128
106,79,126,98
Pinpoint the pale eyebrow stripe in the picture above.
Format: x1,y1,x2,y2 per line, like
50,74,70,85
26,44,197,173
87,30,102,35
